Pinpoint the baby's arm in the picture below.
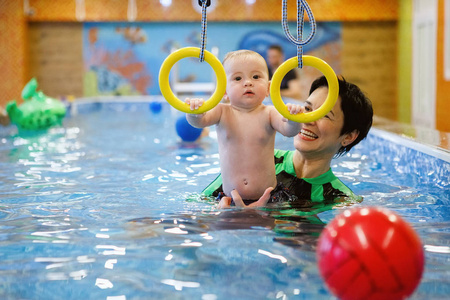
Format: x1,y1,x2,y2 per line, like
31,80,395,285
185,98,222,128
269,103,304,137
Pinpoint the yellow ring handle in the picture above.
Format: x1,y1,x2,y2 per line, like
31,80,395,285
158,47,226,114
270,55,339,123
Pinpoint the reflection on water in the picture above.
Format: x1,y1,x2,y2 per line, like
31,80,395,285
0,103,449,299
127,206,328,251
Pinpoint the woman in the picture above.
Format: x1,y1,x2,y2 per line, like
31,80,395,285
202,75,373,208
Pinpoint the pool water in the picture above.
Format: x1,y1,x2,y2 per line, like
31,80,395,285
0,101,449,300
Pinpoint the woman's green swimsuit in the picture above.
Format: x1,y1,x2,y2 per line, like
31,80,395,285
202,149,357,203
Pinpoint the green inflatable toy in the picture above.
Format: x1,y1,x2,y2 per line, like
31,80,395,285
6,78,67,130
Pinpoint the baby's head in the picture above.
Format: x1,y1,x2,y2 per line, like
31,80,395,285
222,50,270,106
222,50,269,77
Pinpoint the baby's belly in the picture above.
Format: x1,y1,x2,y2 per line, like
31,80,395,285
223,174,277,200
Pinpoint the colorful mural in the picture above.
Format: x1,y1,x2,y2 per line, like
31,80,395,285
84,25,151,96
82,22,341,97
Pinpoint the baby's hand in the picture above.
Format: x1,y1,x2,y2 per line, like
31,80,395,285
185,98,205,111
281,103,305,122
286,103,304,115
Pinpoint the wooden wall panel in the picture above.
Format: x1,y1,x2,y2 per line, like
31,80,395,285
0,0,27,108
26,0,398,22
342,22,398,121
28,23,84,98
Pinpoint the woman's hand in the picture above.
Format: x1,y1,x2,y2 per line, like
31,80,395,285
217,187,274,208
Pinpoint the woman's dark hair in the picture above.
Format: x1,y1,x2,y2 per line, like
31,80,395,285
309,75,373,157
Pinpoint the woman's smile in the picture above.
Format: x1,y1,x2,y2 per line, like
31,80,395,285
299,128,318,141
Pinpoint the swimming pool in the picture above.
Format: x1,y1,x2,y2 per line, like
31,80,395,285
0,98,449,299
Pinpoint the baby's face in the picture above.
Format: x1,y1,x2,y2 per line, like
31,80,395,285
224,56,270,109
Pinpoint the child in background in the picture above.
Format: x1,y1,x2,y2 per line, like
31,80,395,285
0,106,10,126
186,50,303,204
266,44,302,100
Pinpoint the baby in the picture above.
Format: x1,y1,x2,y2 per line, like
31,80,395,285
186,50,303,203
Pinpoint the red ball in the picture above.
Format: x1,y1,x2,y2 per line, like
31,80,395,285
316,207,424,300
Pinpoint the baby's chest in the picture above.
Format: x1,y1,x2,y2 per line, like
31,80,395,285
217,114,273,144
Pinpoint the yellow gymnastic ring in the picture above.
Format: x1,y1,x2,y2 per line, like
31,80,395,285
158,47,226,114
270,55,339,123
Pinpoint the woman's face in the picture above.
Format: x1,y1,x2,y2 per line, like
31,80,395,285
293,87,346,157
